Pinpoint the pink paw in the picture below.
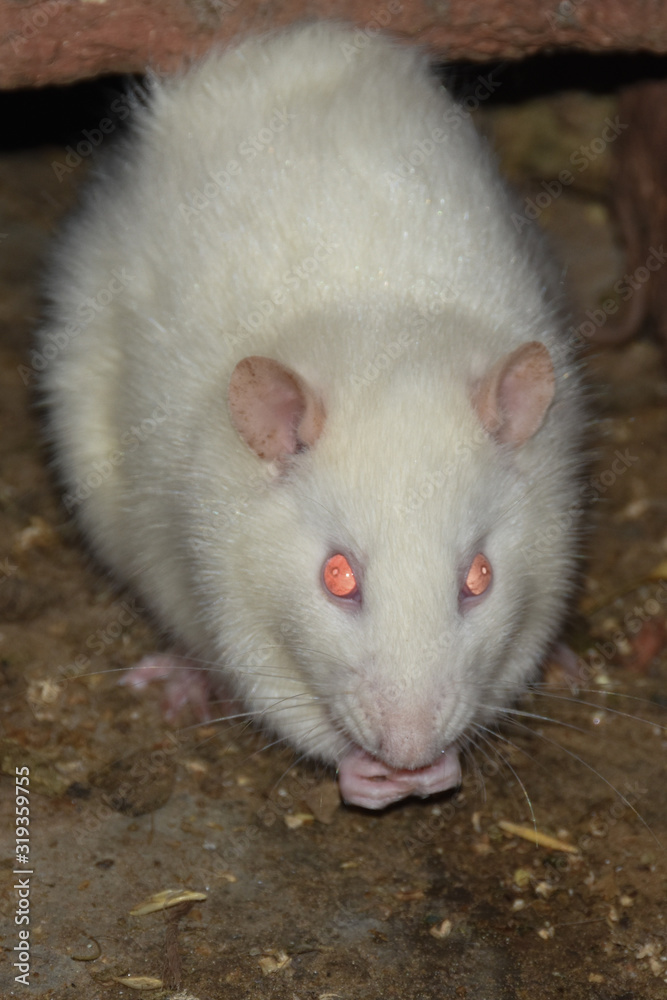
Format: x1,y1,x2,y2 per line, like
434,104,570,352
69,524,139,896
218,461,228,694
337,746,461,810
120,654,214,721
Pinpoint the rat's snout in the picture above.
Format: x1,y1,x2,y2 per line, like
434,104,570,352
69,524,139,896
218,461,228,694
353,680,442,771
375,715,438,771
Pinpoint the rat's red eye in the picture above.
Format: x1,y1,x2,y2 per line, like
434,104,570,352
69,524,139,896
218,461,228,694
323,553,359,599
462,553,492,598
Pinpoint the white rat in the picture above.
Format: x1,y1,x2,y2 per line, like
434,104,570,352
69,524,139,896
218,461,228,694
40,22,584,809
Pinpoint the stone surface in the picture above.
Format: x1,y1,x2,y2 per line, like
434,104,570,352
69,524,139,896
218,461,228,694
1,0,667,89
606,79,667,348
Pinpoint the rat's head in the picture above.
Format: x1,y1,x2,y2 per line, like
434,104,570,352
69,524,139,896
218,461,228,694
212,337,576,807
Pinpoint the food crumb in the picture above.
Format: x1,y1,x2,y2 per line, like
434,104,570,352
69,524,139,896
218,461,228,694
429,918,452,939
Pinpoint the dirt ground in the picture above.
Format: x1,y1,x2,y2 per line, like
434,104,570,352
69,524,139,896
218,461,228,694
1,61,667,1000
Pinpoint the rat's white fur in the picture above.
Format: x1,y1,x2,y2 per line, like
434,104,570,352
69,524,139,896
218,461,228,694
40,23,584,776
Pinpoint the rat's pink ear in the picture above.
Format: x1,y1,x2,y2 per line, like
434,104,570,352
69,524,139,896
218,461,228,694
228,356,325,460
472,341,555,447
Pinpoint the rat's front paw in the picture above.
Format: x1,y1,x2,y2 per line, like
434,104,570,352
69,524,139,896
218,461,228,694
338,745,461,810
120,654,216,721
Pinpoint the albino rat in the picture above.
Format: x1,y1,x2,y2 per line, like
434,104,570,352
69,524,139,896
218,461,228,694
40,22,584,809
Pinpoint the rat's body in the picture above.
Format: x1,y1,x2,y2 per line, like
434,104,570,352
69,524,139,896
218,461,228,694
40,23,584,808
